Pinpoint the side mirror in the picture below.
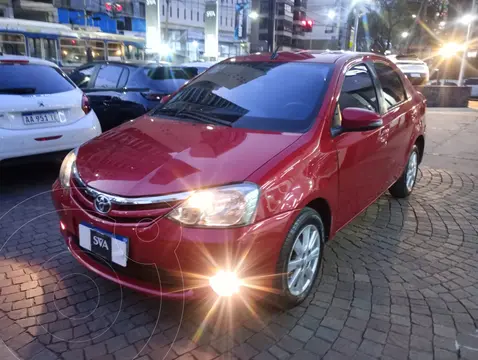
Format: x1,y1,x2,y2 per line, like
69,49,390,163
341,107,383,132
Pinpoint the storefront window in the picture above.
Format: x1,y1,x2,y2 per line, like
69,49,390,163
60,38,86,65
0,34,26,56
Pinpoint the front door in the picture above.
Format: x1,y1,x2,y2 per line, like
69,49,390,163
332,64,390,229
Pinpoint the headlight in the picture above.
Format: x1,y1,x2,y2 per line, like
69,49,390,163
167,183,259,227
59,149,77,188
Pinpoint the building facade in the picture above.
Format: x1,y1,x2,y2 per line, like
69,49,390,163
0,0,247,61
249,0,310,52
304,0,348,50
150,0,249,61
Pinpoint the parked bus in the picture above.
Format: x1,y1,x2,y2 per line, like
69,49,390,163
0,18,145,71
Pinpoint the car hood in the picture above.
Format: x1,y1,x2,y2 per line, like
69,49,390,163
75,116,301,197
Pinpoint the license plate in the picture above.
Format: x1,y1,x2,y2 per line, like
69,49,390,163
410,73,422,78
78,223,128,267
22,111,58,125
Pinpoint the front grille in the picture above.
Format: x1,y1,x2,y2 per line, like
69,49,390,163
70,177,177,225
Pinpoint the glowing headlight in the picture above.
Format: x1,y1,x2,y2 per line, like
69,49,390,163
209,270,242,297
59,149,77,188
167,183,259,227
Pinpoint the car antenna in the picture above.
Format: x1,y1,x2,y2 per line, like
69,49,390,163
270,45,280,60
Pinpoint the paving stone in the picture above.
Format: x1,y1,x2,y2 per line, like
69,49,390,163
358,339,383,357
268,345,290,359
289,325,313,342
409,349,433,360
387,332,410,349
364,328,387,344
315,326,339,342
84,343,107,359
62,349,85,360
332,337,359,356
232,343,259,360
276,335,303,353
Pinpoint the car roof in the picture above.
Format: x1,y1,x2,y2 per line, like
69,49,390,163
225,50,384,64
0,54,59,67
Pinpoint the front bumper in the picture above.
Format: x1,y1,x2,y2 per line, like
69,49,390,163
52,180,298,299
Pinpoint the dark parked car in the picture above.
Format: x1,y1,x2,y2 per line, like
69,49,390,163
68,61,192,131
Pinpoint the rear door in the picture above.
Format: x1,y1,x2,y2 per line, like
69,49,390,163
0,61,84,131
86,64,134,131
372,61,412,184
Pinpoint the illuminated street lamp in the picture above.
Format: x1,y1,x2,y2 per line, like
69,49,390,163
458,3,477,85
438,42,465,58
249,11,259,20
401,31,409,38
412,14,417,19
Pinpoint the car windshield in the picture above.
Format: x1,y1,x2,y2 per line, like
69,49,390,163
144,66,192,80
154,61,333,133
0,63,75,95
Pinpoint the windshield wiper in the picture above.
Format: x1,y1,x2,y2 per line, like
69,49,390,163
0,87,36,94
155,107,233,127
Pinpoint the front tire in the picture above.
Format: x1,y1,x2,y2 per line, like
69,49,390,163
274,207,324,308
389,145,419,198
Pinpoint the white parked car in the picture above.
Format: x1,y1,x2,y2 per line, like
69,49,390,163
387,54,429,85
464,78,478,98
0,55,101,162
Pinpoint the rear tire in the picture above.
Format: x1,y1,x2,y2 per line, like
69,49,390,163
273,207,325,308
389,145,420,198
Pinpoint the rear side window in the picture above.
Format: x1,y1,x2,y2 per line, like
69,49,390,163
0,64,75,95
374,62,407,111
145,66,192,80
94,65,123,88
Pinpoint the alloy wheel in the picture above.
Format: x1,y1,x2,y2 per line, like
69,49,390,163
287,224,321,296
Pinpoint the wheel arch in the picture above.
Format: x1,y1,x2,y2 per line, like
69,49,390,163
304,197,332,242
415,135,425,164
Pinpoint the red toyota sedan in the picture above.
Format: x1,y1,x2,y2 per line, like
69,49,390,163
52,51,426,307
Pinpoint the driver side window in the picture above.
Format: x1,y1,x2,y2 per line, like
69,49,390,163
335,65,379,127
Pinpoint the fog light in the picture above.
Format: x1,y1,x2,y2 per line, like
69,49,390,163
60,221,66,231
209,270,242,297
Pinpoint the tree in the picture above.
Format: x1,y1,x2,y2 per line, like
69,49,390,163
374,0,413,50
353,0,447,54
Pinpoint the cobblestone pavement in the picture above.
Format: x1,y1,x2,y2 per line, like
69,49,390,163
1,115,478,360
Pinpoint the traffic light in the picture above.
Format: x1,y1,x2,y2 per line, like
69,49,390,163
105,2,123,18
301,19,313,32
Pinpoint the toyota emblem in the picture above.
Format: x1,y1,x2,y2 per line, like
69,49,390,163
94,195,112,214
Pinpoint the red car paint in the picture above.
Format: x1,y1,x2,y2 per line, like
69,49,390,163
52,52,426,299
